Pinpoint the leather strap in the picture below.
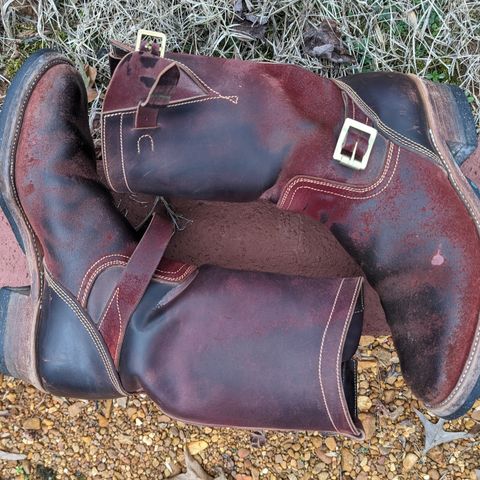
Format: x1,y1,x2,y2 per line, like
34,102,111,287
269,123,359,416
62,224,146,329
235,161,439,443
99,213,174,365
135,62,180,129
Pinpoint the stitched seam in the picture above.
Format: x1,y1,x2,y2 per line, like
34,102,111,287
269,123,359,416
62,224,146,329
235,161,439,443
81,259,194,306
154,265,197,282
78,254,126,298
113,289,123,360
8,58,73,312
46,273,125,395
335,80,441,163
167,95,238,108
137,134,154,154
281,144,400,209
318,279,344,433
80,260,126,307
173,60,239,104
119,113,133,193
101,113,118,192
425,131,480,409
98,288,118,331
79,253,192,279
337,279,362,435
280,142,394,208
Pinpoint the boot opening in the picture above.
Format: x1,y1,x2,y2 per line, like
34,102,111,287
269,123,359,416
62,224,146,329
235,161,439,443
341,292,364,422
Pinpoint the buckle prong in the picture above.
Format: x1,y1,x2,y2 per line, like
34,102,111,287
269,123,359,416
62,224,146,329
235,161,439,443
135,29,167,57
333,118,377,170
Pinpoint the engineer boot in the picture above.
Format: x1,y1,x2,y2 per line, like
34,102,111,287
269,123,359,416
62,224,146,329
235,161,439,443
102,43,480,419
0,50,365,437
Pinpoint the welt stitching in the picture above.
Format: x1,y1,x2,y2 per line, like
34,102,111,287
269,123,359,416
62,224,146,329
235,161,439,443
280,142,394,206
119,113,133,193
46,273,125,395
7,58,74,393
137,134,155,154
318,279,345,433
281,144,399,209
425,132,480,409
336,279,362,435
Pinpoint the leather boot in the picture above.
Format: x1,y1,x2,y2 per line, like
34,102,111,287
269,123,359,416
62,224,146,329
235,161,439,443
102,42,480,419
0,50,365,437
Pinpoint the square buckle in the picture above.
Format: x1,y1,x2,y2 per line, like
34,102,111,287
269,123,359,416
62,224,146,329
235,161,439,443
333,118,378,171
135,29,167,57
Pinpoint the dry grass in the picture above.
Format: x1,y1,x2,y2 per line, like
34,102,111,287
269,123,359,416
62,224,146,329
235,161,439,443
1,0,479,124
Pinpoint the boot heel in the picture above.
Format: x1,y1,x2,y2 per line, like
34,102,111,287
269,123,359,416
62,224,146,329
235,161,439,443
424,81,477,166
0,286,41,389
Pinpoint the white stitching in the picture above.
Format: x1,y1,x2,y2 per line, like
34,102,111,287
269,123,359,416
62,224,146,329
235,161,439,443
81,260,126,307
46,272,126,395
113,289,123,360
335,80,442,164
98,287,119,330
318,279,344,433
119,113,134,193
173,60,239,104
336,279,362,435
101,113,118,192
78,254,125,298
137,134,155,154
280,144,400,209
279,142,395,208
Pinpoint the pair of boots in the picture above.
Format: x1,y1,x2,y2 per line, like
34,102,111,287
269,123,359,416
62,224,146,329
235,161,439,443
0,37,479,440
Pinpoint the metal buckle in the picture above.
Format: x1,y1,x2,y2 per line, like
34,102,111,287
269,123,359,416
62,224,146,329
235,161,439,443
135,29,167,57
333,118,378,170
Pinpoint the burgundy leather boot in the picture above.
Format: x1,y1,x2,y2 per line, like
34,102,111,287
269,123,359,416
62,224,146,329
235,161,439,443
102,42,480,419
0,50,365,437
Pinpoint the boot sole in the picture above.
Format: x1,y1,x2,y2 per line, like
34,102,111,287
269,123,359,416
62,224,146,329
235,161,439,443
412,76,480,418
0,49,73,390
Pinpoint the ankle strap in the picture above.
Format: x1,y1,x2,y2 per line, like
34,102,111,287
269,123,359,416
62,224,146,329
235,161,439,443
99,213,174,365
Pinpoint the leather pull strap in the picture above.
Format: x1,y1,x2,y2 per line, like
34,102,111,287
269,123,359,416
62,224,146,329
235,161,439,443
135,62,180,129
99,214,174,365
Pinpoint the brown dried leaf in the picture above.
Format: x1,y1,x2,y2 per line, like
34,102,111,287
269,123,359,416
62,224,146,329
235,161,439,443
84,64,97,88
231,0,268,41
304,20,354,64
83,64,98,103
171,447,226,480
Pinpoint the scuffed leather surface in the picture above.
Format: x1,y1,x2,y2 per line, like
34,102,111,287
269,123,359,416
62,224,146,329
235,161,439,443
15,64,137,295
120,266,364,437
102,51,386,200
103,49,480,409
280,143,480,405
340,72,434,151
12,61,193,397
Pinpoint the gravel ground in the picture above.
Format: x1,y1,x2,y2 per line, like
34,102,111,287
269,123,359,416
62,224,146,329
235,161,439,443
1,336,479,479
